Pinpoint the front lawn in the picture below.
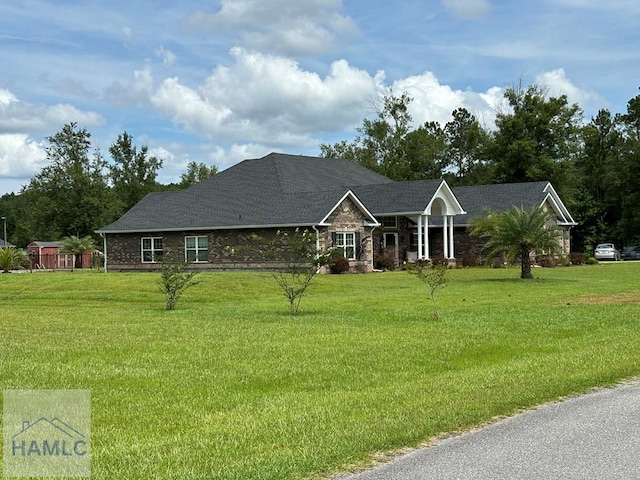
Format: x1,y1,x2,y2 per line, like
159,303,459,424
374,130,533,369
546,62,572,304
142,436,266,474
1,264,639,479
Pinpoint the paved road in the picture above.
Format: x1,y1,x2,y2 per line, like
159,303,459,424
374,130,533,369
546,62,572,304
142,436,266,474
336,379,640,480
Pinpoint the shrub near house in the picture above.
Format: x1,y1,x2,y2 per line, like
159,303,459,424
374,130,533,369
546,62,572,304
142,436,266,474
0,247,28,273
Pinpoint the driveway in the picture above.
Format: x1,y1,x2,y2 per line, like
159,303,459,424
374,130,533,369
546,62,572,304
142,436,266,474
336,379,640,480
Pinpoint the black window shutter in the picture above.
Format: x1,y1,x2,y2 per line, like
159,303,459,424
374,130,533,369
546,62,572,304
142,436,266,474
331,232,336,247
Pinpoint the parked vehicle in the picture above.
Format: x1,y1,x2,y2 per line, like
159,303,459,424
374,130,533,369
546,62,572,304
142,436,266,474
621,246,640,260
594,243,621,261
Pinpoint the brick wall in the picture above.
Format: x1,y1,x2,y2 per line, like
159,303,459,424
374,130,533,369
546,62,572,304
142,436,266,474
106,228,312,271
106,223,572,272
105,196,376,273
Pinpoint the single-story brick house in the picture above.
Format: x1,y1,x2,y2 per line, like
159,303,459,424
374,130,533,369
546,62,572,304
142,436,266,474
96,153,577,272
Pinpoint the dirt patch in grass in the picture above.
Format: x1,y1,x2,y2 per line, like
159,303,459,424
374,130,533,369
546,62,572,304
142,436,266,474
566,291,640,305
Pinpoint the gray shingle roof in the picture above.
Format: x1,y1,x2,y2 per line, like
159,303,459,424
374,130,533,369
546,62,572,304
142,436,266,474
452,181,553,225
28,241,64,248
97,153,395,233
263,153,393,193
96,153,573,233
353,180,444,215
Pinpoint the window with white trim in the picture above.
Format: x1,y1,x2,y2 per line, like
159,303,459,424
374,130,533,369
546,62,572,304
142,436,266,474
141,237,163,263
185,235,208,263
334,232,356,260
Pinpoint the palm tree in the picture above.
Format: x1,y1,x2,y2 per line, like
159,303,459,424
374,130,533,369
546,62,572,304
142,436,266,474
0,247,28,273
60,235,96,269
469,206,562,279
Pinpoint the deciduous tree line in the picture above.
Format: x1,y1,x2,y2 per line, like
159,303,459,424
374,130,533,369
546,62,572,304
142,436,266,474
321,84,640,252
0,123,217,247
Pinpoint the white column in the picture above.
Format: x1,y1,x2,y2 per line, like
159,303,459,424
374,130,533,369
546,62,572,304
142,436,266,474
417,215,423,260
424,215,430,259
448,215,455,259
442,215,449,258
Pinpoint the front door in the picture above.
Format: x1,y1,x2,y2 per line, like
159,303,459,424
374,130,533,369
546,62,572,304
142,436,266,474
383,233,398,265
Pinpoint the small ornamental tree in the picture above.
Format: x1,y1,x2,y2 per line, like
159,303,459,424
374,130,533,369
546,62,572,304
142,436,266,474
407,259,446,320
158,251,199,310
254,229,330,315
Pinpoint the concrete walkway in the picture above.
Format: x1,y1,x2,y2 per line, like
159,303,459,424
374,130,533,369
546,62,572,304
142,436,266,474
336,379,640,480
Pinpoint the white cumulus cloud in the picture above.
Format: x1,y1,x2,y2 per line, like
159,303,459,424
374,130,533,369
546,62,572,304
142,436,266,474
0,88,104,133
535,68,604,113
0,134,46,178
150,48,379,145
183,0,357,55
0,89,18,105
0,89,103,186
391,71,501,129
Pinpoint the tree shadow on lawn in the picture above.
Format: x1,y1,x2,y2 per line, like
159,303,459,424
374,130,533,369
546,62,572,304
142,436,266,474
232,307,325,322
478,276,580,284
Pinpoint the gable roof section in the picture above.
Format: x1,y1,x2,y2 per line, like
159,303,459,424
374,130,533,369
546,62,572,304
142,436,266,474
352,179,466,217
540,183,578,226
352,180,441,215
319,190,380,226
426,181,467,216
452,181,577,226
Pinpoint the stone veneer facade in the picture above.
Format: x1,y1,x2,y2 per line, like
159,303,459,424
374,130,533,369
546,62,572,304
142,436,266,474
320,196,375,273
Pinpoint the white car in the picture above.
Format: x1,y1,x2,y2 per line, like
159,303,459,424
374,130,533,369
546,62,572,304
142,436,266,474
594,243,621,261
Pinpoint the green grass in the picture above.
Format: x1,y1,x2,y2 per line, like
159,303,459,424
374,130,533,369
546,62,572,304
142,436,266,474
1,264,639,479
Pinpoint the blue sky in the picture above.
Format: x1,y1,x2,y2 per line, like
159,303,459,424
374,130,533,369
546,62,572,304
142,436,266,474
1,0,638,195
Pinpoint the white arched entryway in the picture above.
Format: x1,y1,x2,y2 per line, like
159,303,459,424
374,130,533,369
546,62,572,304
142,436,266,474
416,183,465,260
